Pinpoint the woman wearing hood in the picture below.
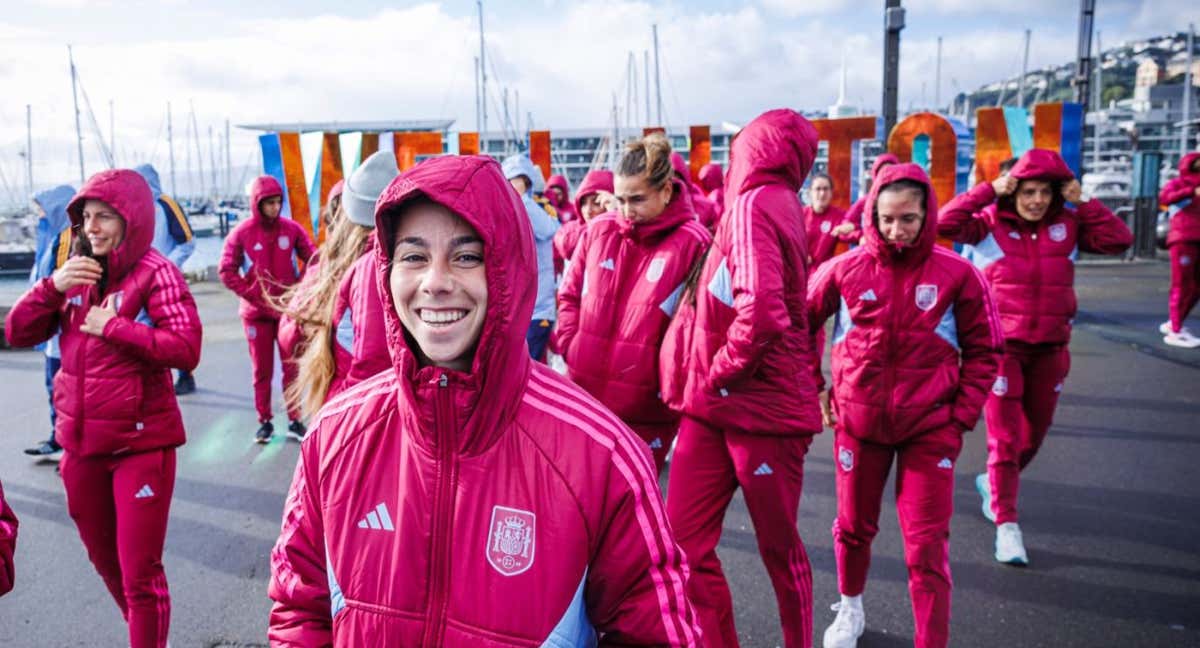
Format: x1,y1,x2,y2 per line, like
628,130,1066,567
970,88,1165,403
546,173,579,223
22,184,75,460
501,154,560,362
698,162,725,215
552,169,613,282
939,148,1132,566
662,109,823,648
844,153,900,235
671,152,719,231
219,176,316,444
809,163,1003,648
1158,151,1200,347
285,151,398,418
268,155,699,646
555,134,711,471
5,169,203,648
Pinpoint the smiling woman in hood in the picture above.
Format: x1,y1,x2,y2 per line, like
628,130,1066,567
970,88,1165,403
268,154,700,647
5,168,202,648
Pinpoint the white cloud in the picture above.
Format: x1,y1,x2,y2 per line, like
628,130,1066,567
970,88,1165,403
0,0,1189,200
759,0,854,18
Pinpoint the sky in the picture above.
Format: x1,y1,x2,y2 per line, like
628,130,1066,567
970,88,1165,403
0,0,1196,200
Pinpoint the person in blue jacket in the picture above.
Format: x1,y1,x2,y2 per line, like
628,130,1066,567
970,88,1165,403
502,154,560,362
134,164,198,394
23,184,75,460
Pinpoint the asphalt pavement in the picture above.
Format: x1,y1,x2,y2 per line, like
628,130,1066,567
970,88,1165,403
0,259,1197,647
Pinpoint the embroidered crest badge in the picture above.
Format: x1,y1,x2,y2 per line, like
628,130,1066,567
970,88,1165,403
820,220,832,233
278,235,291,250
646,257,666,283
487,506,535,576
1048,223,1067,242
915,284,938,311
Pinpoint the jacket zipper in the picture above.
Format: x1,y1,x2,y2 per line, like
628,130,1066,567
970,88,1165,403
74,289,90,446
422,372,457,646
880,269,902,440
1027,224,1041,336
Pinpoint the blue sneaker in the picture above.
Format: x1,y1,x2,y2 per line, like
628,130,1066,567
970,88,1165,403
975,473,996,523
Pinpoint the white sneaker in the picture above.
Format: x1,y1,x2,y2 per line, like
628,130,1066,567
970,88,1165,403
995,522,1029,566
1163,330,1200,348
822,601,865,648
1159,321,1175,335
975,473,996,523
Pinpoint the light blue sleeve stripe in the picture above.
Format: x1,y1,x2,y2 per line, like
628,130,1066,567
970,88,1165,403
961,233,1005,271
326,544,346,619
832,297,853,345
934,304,960,351
660,282,686,318
336,307,354,351
540,571,596,647
707,258,734,308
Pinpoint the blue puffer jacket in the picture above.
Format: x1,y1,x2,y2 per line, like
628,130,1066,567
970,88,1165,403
502,154,560,321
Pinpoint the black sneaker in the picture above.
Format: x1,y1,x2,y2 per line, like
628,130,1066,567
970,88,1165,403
255,422,275,445
174,372,196,396
24,441,63,461
286,420,307,442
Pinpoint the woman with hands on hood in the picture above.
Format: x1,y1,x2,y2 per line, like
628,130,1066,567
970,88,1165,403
939,148,1131,566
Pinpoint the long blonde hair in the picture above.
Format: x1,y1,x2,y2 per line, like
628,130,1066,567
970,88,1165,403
282,215,374,418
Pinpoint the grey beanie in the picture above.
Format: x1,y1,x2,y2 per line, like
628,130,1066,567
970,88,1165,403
343,151,400,228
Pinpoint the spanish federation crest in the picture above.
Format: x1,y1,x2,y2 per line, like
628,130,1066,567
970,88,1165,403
646,257,667,283
820,220,832,233
1048,223,1068,242
915,284,938,311
278,235,291,250
487,506,535,576
838,447,854,472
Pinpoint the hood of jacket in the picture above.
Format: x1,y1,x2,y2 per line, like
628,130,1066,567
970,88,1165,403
133,163,163,201
997,148,1074,220
1008,148,1075,183
871,153,901,178
249,175,285,224
501,154,545,195
1178,152,1200,179
669,152,696,187
724,108,819,197
697,163,724,193
66,169,155,284
545,174,571,208
373,155,535,455
616,178,696,243
33,185,75,246
861,162,939,266
573,170,614,216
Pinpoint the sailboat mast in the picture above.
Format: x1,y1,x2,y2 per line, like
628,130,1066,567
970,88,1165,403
69,45,85,183
167,102,177,196
652,24,663,125
26,105,33,197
